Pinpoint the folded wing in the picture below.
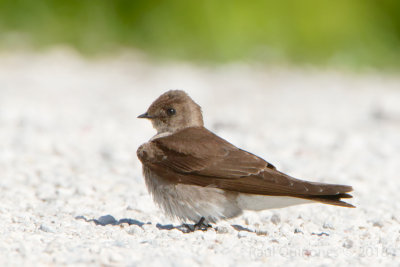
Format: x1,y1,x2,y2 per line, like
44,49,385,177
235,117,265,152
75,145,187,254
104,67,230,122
138,127,354,207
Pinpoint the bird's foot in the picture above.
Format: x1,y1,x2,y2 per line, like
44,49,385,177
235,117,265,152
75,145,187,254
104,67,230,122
179,217,212,233
194,217,212,231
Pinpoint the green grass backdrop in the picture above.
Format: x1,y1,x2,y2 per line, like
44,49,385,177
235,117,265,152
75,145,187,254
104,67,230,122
1,0,400,68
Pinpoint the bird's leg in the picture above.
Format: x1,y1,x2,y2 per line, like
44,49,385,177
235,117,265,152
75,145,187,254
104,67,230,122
193,217,212,231
179,224,194,233
178,217,212,233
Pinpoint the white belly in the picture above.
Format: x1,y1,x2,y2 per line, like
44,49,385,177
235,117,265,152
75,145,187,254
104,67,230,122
143,167,242,223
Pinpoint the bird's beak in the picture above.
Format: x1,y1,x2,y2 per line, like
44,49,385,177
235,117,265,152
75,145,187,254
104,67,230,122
137,112,152,119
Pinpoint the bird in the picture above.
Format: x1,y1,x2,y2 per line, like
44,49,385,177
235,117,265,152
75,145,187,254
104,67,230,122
137,90,354,230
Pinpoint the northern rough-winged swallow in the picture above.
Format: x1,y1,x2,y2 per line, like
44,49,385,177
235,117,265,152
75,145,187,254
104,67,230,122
137,90,354,230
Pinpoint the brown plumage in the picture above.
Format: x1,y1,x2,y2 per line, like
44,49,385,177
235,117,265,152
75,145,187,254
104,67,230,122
137,90,354,224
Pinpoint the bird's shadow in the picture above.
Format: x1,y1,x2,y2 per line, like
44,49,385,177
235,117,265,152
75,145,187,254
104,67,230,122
75,215,255,233
75,215,148,227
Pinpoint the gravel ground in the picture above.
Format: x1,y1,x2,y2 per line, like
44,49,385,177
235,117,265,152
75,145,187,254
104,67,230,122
1,50,400,266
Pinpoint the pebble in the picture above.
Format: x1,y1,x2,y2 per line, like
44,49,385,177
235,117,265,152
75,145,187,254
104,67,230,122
323,222,335,230
39,224,56,233
238,231,251,238
271,214,281,225
372,221,384,228
215,226,233,234
126,225,144,235
142,223,157,233
342,239,354,249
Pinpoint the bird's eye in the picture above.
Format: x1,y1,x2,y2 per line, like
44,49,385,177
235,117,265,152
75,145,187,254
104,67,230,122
166,108,176,116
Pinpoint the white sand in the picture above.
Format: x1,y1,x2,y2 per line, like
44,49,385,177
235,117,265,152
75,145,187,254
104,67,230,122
0,50,399,266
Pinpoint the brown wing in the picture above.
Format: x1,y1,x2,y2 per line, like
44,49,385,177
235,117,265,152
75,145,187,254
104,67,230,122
151,127,276,178
138,127,353,207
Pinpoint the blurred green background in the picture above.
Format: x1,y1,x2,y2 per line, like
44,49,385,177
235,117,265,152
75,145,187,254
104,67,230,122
1,0,400,69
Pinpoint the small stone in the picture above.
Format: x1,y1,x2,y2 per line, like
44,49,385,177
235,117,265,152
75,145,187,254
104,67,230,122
142,223,157,233
323,222,335,230
39,223,56,233
294,228,303,234
343,239,353,249
215,226,231,234
279,223,291,236
238,231,250,238
126,225,144,235
271,214,281,225
119,222,129,228
372,221,383,228
255,230,268,236
244,213,259,225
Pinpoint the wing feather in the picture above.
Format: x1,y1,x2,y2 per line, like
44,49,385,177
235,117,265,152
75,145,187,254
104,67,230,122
138,127,353,202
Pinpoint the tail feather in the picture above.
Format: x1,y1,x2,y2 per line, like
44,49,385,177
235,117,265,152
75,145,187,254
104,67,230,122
303,192,355,208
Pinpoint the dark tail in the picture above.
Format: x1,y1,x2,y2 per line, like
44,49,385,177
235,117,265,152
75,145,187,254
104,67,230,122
303,185,355,208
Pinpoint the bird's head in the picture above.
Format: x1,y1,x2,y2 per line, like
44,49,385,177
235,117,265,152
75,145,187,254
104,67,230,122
138,90,204,134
